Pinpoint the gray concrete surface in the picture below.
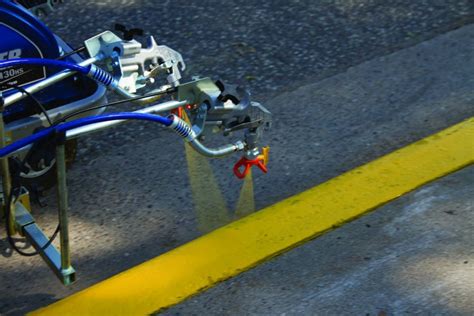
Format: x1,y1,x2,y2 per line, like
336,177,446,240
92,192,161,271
0,1,473,315
166,166,474,316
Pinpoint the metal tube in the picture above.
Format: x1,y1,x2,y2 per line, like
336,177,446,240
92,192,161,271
3,56,101,107
15,201,76,285
56,143,72,274
188,139,244,158
0,58,89,76
113,85,169,105
167,114,245,158
65,99,187,139
0,105,14,232
0,106,184,158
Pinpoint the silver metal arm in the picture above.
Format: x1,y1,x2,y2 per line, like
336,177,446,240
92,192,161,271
66,98,245,158
3,56,102,107
66,99,187,139
188,139,245,158
112,85,172,106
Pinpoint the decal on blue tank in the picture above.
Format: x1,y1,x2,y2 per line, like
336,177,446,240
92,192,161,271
0,22,46,91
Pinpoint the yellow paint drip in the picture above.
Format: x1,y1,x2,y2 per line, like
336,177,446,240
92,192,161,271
32,117,474,316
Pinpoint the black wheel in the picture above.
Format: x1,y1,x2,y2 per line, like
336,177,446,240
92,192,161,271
15,139,77,190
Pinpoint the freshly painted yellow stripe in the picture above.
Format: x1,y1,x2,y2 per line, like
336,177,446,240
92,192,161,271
32,118,474,316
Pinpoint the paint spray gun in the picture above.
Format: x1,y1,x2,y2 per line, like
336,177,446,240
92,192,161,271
174,78,272,179
85,29,272,179
73,28,272,179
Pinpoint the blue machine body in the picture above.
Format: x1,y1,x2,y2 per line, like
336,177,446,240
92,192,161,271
0,0,100,123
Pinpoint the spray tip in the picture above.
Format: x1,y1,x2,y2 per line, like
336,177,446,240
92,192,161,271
233,147,269,179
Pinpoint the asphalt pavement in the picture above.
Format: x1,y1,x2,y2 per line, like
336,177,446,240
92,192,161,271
165,166,474,315
0,1,473,315
42,0,473,99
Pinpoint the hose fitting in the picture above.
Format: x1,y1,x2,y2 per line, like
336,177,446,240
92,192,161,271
167,114,196,141
87,65,117,87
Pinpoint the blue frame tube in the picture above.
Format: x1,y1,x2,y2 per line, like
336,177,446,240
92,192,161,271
0,113,173,158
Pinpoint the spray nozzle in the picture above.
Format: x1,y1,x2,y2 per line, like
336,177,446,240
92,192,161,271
233,147,269,179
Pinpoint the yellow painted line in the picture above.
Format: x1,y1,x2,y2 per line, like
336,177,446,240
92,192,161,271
32,118,474,316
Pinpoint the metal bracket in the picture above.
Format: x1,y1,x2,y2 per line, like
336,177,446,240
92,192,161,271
15,201,76,285
84,31,185,92
177,77,221,106
117,36,185,92
84,31,124,60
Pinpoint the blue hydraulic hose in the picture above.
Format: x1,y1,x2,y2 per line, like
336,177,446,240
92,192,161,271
0,113,173,158
55,112,172,132
0,58,90,74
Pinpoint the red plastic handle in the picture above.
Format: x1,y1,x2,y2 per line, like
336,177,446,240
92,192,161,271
233,156,268,179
